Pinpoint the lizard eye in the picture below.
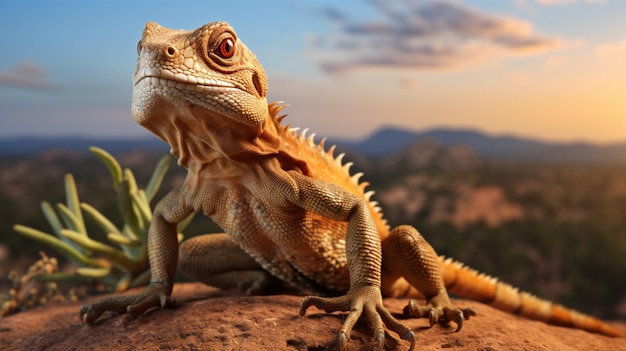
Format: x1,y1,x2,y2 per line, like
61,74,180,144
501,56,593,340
216,38,235,59
137,41,142,56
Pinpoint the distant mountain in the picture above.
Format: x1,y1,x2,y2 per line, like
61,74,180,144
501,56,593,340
333,127,626,165
2,128,626,165
0,136,169,155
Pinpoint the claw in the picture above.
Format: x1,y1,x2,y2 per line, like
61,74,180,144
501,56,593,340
453,310,464,332
121,312,136,328
403,300,416,317
446,307,476,332
339,331,349,351
298,298,310,316
428,308,438,327
404,330,416,351
80,307,94,325
375,329,385,350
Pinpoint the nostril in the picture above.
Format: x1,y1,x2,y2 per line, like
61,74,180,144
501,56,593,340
164,46,178,58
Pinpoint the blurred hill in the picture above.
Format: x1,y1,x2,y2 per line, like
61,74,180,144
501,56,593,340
0,136,168,155
2,127,626,165
333,127,626,164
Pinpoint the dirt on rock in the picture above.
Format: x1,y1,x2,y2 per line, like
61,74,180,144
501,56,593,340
1,283,625,351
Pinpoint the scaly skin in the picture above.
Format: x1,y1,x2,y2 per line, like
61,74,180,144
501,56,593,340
80,21,624,350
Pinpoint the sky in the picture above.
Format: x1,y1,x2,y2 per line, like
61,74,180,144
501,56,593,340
0,0,625,144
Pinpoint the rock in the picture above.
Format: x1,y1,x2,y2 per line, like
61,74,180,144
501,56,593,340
1,283,625,351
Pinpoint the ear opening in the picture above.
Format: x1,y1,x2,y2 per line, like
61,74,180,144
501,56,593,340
252,71,266,98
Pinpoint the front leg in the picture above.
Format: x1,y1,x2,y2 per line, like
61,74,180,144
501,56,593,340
283,172,415,351
80,189,192,324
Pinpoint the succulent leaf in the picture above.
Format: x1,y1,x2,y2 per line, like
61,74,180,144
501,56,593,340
145,155,172,202
13,225,101,267
90,146,122,189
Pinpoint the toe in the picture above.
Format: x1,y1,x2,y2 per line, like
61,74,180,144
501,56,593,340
402,299,475,334
378,305,415,351
80,295,136,325
300,295,351,315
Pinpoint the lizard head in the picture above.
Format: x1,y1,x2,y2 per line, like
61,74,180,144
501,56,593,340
132,21,276,165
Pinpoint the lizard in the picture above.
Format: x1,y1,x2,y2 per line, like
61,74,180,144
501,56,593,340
79,21,625,350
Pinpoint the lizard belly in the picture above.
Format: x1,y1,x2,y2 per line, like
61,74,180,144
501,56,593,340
214,190,351,295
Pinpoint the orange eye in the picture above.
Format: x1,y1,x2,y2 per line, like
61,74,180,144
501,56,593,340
217,38,235,59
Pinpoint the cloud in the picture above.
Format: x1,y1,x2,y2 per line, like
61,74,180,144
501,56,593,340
534,0,606,5
0,61,57,91
309,0,563,74
594,39,626,59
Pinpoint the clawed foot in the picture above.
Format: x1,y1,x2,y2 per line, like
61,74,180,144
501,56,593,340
403,299,476,332
80,282,174,325
299,285,415,351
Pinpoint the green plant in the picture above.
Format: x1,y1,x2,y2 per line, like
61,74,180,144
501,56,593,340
11,147,191,294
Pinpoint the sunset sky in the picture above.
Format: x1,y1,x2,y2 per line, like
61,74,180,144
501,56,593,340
0,0,624,144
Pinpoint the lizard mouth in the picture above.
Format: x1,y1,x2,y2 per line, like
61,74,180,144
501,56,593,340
134,66,239,93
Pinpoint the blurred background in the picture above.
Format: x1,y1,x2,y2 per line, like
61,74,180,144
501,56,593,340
1,0,625,319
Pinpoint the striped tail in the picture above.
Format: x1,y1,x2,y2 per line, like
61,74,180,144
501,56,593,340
435,256,625,337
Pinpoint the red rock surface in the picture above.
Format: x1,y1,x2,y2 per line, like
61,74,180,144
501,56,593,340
1,283,625,351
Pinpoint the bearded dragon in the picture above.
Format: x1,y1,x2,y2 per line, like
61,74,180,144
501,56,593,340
79,21,624,350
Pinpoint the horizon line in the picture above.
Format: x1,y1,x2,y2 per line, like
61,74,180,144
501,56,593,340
1,126,626,147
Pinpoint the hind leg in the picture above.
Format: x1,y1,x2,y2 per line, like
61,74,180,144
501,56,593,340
382,225,475,331
179,233,279,295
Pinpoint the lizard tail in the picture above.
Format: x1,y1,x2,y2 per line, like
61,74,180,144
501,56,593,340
435,256,625,337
